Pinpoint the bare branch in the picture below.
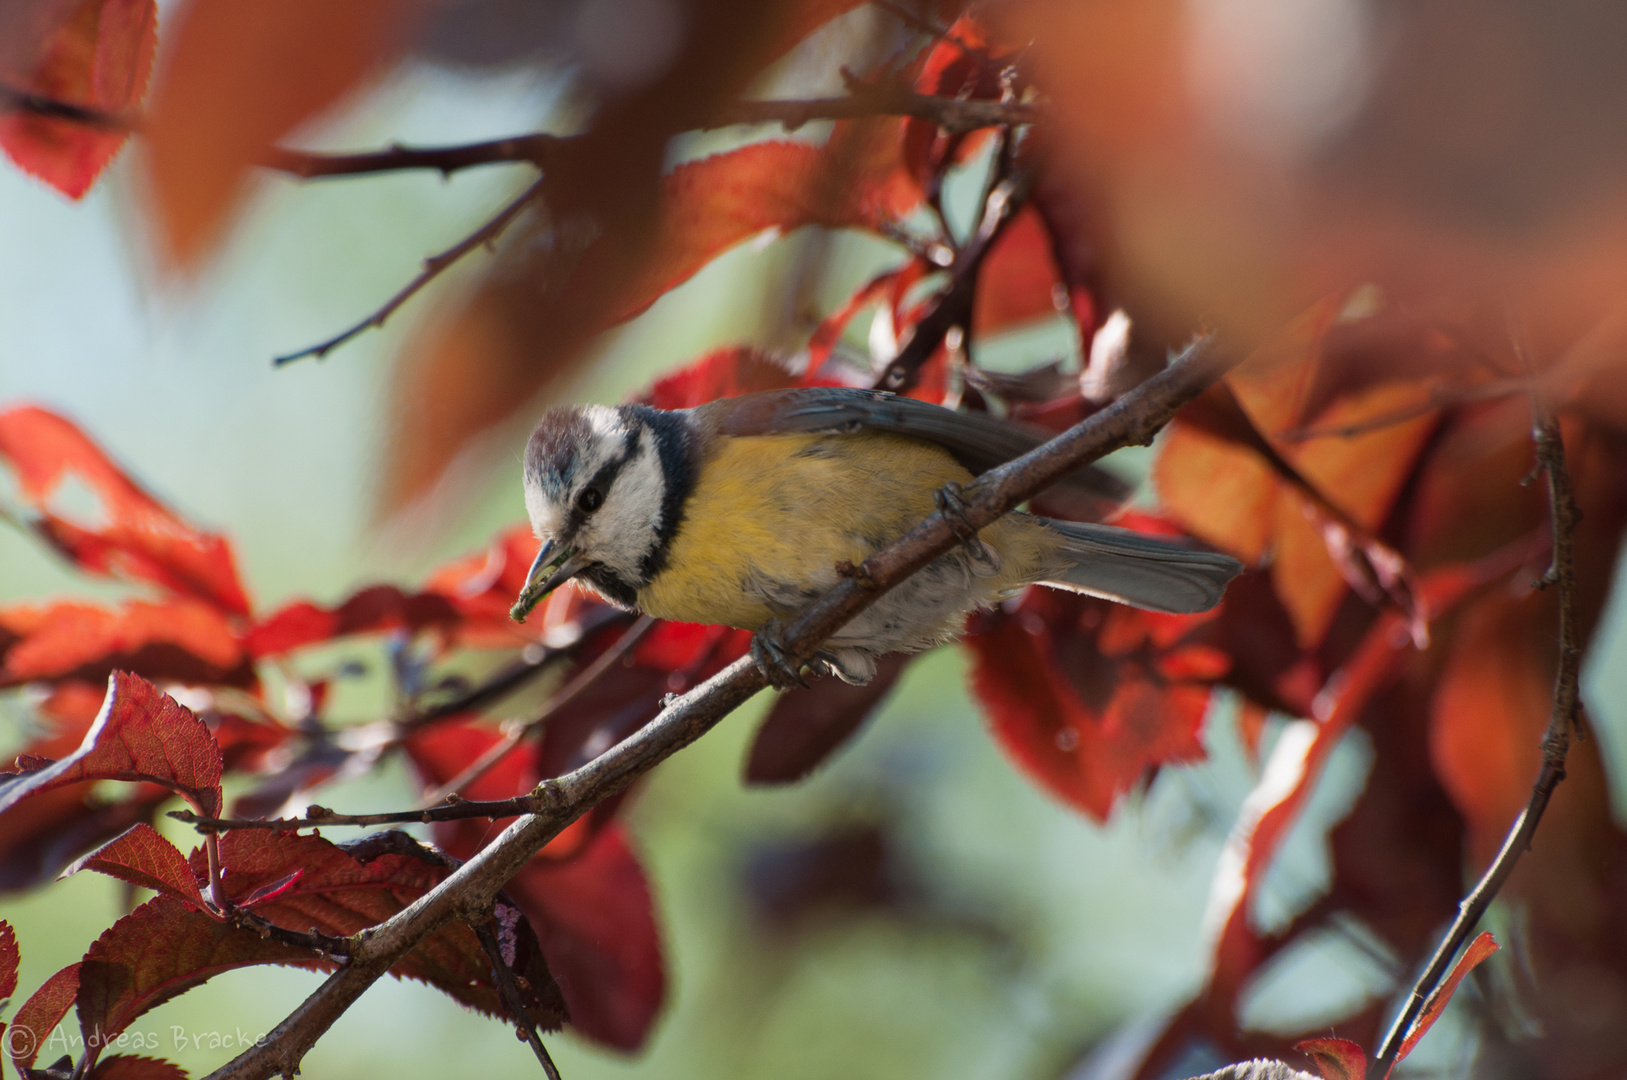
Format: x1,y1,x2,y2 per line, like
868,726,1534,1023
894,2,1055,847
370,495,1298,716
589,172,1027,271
472,919,565,1080
198,338,1236,1080
262,134,566,180
874,159,1034,392
0,82,129,129
171,794,547,833
273,176,546,365
1370,357,1582,1075
710,88,1035,136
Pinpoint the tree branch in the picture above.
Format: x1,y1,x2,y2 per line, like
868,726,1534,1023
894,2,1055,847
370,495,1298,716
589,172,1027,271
263,135,566,180
472,919,564,1080
197,337,1236,1080
273,176,546,365
0,83,129,129
709,87,1034,136
873,160,1033,392
1369,383,1582,1075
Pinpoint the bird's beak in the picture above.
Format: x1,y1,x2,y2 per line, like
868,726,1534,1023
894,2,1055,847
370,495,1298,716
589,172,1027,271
510,540,590,622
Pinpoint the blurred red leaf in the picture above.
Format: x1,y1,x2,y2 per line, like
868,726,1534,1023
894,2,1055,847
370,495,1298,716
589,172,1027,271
745,653,912,785
245,585,460,658
0,599,249,688
1295,1037,1367,1080
0,406,252,616
65,822,207,910
506,824,664,1052
144,0,418,267
90,1056,190,1080
0,0,156,198
1392,932,1499,1071
803,259,931,380
643,347,802,411
965,577,1226,821
1156,311,1438,646
0,671,223,818
9,962,80,1071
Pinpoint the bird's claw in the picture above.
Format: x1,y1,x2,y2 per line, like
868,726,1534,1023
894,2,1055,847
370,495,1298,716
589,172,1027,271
751,621,808,689
935,482,1001,574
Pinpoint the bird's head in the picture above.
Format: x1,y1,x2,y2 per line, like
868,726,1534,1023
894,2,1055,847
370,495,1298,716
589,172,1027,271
512,404,686,621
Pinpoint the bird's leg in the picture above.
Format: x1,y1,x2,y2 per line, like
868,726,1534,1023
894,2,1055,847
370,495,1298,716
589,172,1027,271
935,482,1002,575
751,619,810,689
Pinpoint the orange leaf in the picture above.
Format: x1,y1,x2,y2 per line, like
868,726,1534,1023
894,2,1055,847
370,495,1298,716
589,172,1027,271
1295,1037,1368,1080
144,0,417,267
0,0,156,198
1392,932,1499,1070
972,207,1067,335
0,598,248,688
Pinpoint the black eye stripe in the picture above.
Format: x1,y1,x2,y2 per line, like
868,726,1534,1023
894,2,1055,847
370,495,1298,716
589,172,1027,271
568,425,639,530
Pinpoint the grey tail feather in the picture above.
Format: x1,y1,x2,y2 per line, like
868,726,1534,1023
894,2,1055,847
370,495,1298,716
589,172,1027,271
1036,518,1244,614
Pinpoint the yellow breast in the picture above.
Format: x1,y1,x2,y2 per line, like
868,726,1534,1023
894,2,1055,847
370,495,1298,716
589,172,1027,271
636,431,1048,630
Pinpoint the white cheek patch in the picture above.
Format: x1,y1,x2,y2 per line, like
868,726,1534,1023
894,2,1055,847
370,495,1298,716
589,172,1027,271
584,438,666,579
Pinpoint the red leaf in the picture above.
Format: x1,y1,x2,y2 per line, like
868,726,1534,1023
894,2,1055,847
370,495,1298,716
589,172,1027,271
0,0,156,198
75,896,327,1052
0,920,16,1000
972,207,1067,335
0,407,252,616
0,671,223,818
506,824,665,1051
9,962,81,1071
745,653,912,784
1392,932,1499,1071
1295,1037,1368,1080
64,823,207,910
206,830,565,1027
965,587,1225,821
90,1055,190,1080
244,585,460,658
0,599,250,689
642,347,802,411
144,0,418,267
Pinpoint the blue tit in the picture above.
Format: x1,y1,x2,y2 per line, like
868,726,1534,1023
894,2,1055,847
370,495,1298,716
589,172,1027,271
510,387,1243,686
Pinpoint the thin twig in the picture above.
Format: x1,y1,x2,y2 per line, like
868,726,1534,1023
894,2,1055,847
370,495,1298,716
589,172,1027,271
873,161,1033,392
263,135,565,180
710,88,1034,135
420,615,657,805
171,794,547,832
197,337,1237,1080
1369,366,1582,1075
233,910,355,962
273,176,546,365
472,919,565,1080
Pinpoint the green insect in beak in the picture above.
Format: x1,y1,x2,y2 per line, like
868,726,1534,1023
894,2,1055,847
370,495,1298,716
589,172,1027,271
510,539,591,622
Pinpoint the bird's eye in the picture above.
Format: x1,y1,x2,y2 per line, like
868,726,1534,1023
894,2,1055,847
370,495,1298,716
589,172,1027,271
577,487,604,513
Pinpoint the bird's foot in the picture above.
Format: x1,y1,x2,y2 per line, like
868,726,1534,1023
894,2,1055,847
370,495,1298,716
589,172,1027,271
935,482,1002,576
751,620,809,689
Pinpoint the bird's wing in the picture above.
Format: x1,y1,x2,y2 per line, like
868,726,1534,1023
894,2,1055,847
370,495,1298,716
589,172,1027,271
704,387,1131,508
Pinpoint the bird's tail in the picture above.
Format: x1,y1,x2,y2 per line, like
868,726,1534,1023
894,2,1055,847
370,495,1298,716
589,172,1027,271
1036,518,1244,614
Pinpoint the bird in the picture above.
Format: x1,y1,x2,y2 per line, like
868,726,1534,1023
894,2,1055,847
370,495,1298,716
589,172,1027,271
510,386,1243,687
